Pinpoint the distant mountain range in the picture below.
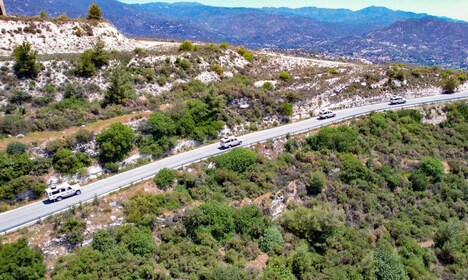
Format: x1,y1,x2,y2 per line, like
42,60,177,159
4,0,468,69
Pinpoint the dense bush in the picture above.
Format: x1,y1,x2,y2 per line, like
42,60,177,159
58,217,87,246
305,171,326,195
104,66,135,106
75,50,96,77
53,225,163,279
52,149,92,174
375,247,408,280
0,238,46,280
154,168,175,190
233,204,270,238
6,141,28,155
96,123,135,163
179,40,195,52
259,226,284,253
12,41,41,79
307,125,358,153
279,71,291,82
86,3,102,20
125,190,190,228
214,148,257,173
282,205,343,251
418,157,445,182
184,201,235,243
0,151,50,201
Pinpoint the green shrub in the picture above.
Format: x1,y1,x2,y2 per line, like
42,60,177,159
117,225,155,256
180,59,191,71
211,64,224,76
90,38,110,69
12,41,41,79
234,204,270,238
0,176,47,201
281,102,293,116
157,75,167,86
87,3,102,20
418,157,444,182
442,76,459,93
75,50,96,77
179,40,194,52
307,125,358,153
52,149,92,174
219,42,229,49
104,66,135,106
434,219,467,272
279,71,291,82
58,217,87,246
204,264,252,280
306,171,326,195
339,154,368,183
184,201,235,242
0,238,46,280
125,191,189,228
214,148,257,173
6,141,28,155
96,123,135,163
237,47,254,61
259,226,284,253
282,205,343,250
154,168,175,190
375,248,407,280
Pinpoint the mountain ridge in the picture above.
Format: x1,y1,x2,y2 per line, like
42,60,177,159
4,0,468,69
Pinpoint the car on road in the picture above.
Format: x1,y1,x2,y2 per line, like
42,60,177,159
46,182,82,202
220,136,242,148
318,109,336,119
389,96,407,105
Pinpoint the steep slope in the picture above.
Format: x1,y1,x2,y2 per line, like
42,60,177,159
0,17,175,55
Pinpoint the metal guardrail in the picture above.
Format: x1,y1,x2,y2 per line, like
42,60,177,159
1,95,467,235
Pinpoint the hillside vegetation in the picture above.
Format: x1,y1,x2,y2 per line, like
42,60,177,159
3,102,467,279
0,16,467,208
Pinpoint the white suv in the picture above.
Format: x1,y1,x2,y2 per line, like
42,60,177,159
390,96,406,105
318,109,336,119
220,136,242,148
46,183,82,201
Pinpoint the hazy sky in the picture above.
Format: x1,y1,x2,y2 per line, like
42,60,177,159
120,0,468,21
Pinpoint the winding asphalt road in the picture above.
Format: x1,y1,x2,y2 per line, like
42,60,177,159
1,92,467,234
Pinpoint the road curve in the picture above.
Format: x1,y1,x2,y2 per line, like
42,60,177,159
1,92,467,234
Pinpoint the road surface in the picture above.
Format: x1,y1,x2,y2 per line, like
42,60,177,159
0,92,466,234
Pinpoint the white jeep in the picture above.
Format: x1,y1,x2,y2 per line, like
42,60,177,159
46,183,82,202
220,136,242,148
318,109,336,119
390,96,407,105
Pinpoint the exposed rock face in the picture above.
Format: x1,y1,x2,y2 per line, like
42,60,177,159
0,18,176,55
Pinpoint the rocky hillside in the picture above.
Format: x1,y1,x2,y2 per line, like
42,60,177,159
0,17,175,56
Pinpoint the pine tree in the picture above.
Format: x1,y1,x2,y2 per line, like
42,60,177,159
12,41,41,79
87,3,102,20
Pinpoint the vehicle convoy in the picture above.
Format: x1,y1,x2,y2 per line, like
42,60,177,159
390,96,407,105
220,136,242,148
318,108,336,119
46,182,82,201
